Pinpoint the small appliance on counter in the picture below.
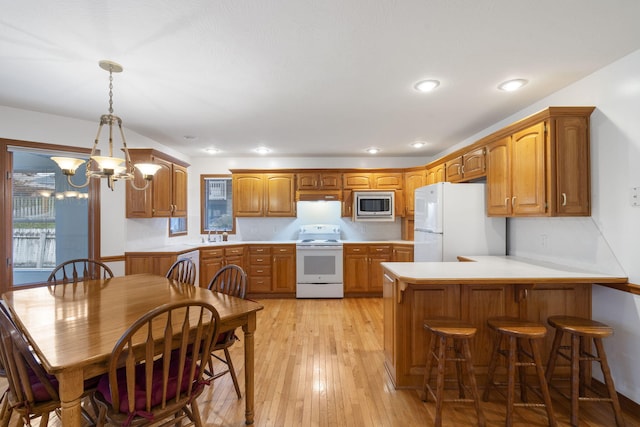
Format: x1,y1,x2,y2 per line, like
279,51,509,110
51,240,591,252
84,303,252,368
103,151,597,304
296,224,343,298
414,182,506,261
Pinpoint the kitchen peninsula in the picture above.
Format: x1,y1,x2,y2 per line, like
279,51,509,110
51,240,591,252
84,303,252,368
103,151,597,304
381,256,628,389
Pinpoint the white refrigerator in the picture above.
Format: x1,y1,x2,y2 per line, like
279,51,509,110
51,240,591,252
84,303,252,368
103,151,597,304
414,182,506,261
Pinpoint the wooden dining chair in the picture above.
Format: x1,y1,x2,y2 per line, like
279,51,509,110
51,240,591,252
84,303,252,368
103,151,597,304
93,300,220,427
47,258,114,284
166,258,197,285
0,302,61,426
206,264,247,399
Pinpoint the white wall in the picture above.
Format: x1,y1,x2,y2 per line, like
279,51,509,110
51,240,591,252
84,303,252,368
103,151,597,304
448,49,640,403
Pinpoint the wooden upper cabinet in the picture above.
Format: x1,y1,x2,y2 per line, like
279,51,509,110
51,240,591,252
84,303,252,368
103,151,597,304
426,163,445,185
126,149,189,218
446,147,486,183
486,107,593,217
343,172,372,189
232,174,265,217
511,122,547,215
553,116,590,216
342,172,403,190
264,173,296,217
233,173,296,217
297,171,341,190
486,136,512,216
403,169,426,216
373,172,403,189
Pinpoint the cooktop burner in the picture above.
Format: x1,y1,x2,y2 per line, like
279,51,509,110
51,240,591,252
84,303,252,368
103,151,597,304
296,224,342,247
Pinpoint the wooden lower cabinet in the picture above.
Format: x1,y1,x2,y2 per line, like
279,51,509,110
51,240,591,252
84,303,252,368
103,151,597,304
382,276,591,389
199,245,246,287
247,244,296,296
125,253,177,276
392,244,413,262
344,244,391,296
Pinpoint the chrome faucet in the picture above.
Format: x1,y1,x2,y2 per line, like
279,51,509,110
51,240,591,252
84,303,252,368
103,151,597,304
208,230,213,242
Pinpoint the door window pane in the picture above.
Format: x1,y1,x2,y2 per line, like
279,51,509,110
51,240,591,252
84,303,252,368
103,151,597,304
11,150,89,286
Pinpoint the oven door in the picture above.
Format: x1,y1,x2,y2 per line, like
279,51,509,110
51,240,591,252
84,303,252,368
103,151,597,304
296,246,343,284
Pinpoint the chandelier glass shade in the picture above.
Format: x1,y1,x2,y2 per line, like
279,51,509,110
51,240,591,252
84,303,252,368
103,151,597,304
52,60,160,191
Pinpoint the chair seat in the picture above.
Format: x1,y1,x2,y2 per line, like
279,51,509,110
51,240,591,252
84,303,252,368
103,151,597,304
424,319,476,338
547,315,613,337
96,356,195,414
487,316,547,338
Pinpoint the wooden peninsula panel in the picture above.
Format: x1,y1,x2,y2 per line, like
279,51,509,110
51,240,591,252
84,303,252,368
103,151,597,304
381,257,628,389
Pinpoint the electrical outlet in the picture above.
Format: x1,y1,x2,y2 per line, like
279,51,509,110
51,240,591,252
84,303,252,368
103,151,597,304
631,187,640,207
540,234,548,248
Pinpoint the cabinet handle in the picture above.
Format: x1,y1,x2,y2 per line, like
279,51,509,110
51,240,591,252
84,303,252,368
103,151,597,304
562,192,567,206
511,196,516,207
461,165,465,175
505,198,510,207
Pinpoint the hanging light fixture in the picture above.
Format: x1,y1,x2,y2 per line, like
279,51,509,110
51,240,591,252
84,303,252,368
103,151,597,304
52,60,161,191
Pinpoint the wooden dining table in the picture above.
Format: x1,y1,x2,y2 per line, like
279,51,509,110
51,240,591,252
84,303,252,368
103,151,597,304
2,273,264,426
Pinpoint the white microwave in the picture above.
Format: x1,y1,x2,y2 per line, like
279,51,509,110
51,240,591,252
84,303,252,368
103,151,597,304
353,191,395,221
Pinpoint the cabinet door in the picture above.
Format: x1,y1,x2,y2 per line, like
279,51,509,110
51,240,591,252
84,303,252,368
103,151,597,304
368,245,391,293
171,163,188,217
233,174,264,217
511,122,547,215
426,163,445,184
343,173,372,189
151,157,173,217
462,146,486,181
265,174,296,217
392,245,413,262
445,156,463,182
342,189,354,217
373,173,403,189
296,172,319,190
319,172,342,189
486,137,512,216
200,256,224,287
272,246,296,293
554,116,590,216
403,170,425,216
344,245,368,293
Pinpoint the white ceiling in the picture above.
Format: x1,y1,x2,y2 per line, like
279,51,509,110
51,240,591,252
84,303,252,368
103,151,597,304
2,1,640,158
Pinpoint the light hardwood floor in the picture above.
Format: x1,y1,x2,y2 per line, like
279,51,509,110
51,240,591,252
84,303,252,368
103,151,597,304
4,298,639,426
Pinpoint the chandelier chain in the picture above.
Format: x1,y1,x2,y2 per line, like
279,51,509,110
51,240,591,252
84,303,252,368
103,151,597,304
108,69,114,115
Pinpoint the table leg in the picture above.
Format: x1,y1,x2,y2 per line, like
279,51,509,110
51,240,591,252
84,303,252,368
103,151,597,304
57,369,85,427
243,312,257,425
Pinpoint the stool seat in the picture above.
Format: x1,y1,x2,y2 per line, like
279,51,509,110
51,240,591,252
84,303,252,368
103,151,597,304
422,318,485,427
487,316,547,338
424,319,476,338
547,315,613,338
546,316,624,426
484,317,556,427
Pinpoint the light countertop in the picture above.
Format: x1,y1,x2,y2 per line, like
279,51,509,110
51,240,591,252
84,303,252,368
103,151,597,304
381,256,628,285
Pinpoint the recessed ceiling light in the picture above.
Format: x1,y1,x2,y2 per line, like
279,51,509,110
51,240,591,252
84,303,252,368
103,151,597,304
183,135,198,140
366,147,381,154
498,79,528,92
205,148,220,154
411,141,427,149
254,146,271,155
414,79,440,92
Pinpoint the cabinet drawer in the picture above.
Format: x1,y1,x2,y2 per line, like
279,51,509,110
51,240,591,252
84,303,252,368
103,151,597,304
368,245,391,255
344,245,367,255
271,245,295,255
200,248,224,259
248,277,272,293
225,246,245,256
249,246,271,255
250,254,271,265
249,265,272,276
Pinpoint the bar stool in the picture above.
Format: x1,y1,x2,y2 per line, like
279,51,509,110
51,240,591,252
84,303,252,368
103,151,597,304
483,317,556,427
545,315,625,427
421,319,485,427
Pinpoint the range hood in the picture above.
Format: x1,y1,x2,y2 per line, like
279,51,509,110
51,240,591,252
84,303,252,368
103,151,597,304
295,190,342,202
